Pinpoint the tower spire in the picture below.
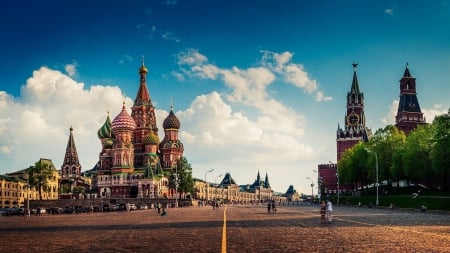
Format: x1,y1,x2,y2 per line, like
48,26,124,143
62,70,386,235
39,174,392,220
61,126,82,179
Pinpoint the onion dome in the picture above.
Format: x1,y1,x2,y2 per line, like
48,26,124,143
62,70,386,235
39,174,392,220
97,113,114,139
112,103,136,133
139,57,148,73
163,107,180,129
143,131,160,145
104,139,114,148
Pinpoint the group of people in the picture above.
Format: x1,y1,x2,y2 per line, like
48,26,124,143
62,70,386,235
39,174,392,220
320,200,332,224
267,200,276,214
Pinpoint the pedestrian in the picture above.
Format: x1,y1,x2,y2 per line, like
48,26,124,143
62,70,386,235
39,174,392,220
320,200,326,224
326,200,333,224
156,202,161,214
267,201,271,214
271,201,276,214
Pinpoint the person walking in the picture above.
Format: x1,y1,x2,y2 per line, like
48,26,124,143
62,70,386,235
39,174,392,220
320,201,326,224
267,201,271,214
326,200,333,224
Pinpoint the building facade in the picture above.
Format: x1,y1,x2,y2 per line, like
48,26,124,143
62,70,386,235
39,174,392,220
1,158,60,208
94,61,183,199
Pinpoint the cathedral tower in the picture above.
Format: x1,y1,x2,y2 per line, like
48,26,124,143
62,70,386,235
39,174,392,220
131,59,158,168
395,63,426,135
336,63,371,161
61,127,81,179
159,106,184,169
111,102,136,173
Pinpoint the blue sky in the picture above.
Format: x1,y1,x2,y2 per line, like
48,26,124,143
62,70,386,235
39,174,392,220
1,0,449,194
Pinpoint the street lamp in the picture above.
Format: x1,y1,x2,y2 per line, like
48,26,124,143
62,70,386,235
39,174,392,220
312,169,319,201
329,161,340,205
306,177,314,201
204,169,214,201
26,171,30,219
215,174,222,200
365,148,379,206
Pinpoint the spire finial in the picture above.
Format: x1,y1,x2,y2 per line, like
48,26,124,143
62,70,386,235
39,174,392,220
142,55,145,66
170,97,174,111
352,61,358,70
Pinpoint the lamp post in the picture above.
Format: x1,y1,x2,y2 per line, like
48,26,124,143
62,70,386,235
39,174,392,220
26,171,30,219
312,169,319,201
215,174,222,201
204,169,214,201
365,148,379,206
306,177,314,202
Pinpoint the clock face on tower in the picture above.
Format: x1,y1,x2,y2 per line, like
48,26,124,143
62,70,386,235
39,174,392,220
347,113,359,126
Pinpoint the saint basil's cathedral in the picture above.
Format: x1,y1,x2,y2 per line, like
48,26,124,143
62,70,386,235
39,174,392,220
60,61,184,199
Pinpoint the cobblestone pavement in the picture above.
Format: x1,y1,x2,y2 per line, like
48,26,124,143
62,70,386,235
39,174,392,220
1,205,449,253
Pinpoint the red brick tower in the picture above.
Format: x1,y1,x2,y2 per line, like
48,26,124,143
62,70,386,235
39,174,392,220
336,63,371,161
131,58,158,168
61,126,82,179
159,106,184,169
395,63,426,135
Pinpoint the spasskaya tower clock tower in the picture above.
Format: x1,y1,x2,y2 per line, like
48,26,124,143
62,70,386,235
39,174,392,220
336,63,372,161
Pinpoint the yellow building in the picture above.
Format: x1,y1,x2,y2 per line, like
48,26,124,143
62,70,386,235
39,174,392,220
1,158,60,208
193,172,287,204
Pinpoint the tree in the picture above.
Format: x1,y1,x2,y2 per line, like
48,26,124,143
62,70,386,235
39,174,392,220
28,159,55,200
403,124,435,189
431,111,450,190
169,157,194,202
367,125,406,191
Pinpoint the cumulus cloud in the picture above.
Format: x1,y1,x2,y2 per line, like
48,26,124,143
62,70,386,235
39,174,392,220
0,66,131,172
423,104,448,122
65,60,78,77
0,55,324,192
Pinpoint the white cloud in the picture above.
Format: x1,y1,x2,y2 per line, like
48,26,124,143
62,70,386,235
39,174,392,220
0,66,130,172
119,55,133,64
423,104,448,122
315,91,333,102
381,99,398,126
177,49,208,66
65,60,78,77
0,57,323,193
260,50,319,94
385,8,394,15
162,32,180,42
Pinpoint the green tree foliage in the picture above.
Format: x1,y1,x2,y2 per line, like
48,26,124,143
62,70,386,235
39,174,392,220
402,124,435,188
28,159,55,200
340,110,450,193
367,125,406,190
431,112,450,190
169,157,194,200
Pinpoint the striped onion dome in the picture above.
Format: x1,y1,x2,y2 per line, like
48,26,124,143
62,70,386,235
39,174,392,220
97,113,114,139
143,131,160,145
112,103,136,133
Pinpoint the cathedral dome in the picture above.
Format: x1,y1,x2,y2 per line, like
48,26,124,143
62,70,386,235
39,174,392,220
163,108,180,129
139,63,148,73
97,114,114,139
143,131,160,145
112,103,136,133
104,139,114,148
